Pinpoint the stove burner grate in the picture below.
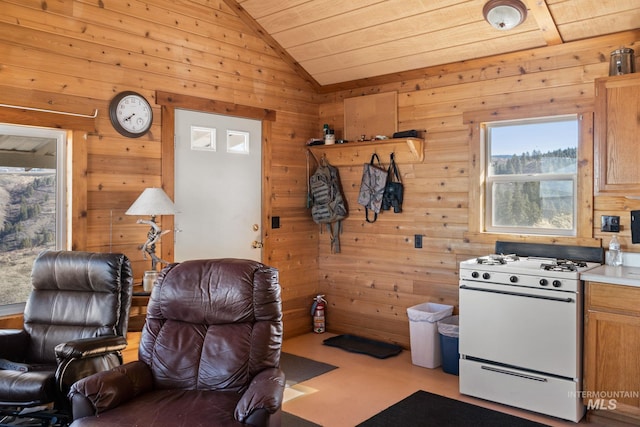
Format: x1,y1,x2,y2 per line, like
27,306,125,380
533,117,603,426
540,259,587,272
476,254,519,265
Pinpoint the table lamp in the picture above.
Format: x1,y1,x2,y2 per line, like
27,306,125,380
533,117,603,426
125,187,176,291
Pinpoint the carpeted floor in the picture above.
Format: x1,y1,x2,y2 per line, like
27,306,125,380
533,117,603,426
356,390,551,427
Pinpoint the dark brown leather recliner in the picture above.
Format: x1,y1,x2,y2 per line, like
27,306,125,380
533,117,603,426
68,258,285,427
0,250,133,426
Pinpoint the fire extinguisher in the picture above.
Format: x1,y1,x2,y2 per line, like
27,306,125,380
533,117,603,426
311,295,327,333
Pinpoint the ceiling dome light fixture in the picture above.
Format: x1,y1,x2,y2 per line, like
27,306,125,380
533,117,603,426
483,0,528,31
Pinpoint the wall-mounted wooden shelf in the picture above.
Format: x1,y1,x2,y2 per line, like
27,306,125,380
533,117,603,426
308,138,424,167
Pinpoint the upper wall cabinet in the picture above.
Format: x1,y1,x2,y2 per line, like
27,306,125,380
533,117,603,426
594,73,640,194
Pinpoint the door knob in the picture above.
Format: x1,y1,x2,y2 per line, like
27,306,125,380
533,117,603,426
251,240,264,249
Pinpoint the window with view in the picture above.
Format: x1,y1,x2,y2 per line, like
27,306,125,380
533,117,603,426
484,115,578,236
0,124,66,313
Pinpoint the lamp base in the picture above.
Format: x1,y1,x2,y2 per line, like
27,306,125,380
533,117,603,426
143,270,159,292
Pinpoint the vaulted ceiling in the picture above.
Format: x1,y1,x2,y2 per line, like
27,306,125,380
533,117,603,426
226,0,640,88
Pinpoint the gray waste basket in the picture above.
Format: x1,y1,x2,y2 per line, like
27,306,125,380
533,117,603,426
438,315,460,375
407,303,453,368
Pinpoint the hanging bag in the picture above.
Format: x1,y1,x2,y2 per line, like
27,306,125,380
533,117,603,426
382,152,403,213
309,154,348,253
357,153,387,223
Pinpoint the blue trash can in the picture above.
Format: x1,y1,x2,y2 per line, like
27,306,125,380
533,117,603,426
437,315,459,375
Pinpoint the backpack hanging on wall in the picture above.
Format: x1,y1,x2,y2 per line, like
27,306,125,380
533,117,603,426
309,153,348,253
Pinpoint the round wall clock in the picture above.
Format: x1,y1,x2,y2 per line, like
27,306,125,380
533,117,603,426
108,91,153,138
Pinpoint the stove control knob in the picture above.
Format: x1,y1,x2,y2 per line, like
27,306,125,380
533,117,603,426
509,275,518,283
471,271,479,278
552,280,562,288
539,279,548,286
482,273,491,280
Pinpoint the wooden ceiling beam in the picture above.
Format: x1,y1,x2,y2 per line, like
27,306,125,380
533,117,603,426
526,0,563,45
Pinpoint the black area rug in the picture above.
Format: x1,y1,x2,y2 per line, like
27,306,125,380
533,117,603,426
322,334,402,359
356,391,550,427
282,411,322,427
280,352,337,385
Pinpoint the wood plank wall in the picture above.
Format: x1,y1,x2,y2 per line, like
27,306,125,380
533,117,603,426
315,31,640,347
0,0,320,337
1,1,639,347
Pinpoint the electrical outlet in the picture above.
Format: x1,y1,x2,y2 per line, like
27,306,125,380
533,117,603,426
414,234,422,249
271,216,280,229
601,215,620,232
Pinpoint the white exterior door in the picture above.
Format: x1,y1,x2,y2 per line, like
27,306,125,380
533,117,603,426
174,109,262,262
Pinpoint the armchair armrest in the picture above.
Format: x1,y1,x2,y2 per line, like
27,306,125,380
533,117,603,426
234,367,285,424
55,335,130,393
55,335,128,362
0,329,29,360
68,360,153,420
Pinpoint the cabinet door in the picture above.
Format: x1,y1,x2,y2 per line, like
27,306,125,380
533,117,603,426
594,74,640,194
584,309,640,415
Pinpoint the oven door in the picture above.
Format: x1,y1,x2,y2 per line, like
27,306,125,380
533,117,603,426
459,281,581,378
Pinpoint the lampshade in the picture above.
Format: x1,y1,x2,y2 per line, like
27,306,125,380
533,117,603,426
483,0,527,31
126,187,176,216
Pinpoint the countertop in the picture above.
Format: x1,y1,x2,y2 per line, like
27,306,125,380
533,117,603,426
581,265,640,287
580,252,640,287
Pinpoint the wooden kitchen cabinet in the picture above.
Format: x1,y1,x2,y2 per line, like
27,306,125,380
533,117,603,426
594,73,640,194
584,281,640,425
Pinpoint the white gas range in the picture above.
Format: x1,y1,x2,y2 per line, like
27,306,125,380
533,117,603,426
458,242,603,423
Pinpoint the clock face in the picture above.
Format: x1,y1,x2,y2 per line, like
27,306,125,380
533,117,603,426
109,92,153,138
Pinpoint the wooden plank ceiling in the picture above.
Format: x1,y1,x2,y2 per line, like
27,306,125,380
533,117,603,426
229,0,640,88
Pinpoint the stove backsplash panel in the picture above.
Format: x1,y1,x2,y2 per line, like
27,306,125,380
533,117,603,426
495,241,604,264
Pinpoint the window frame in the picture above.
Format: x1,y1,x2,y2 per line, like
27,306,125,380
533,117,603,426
0,124,68,315
464,104,594,244
483,115,579,236
0,100,93,320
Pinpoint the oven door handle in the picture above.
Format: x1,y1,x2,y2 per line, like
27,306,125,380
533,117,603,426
459,285,574,303
480,365,548,382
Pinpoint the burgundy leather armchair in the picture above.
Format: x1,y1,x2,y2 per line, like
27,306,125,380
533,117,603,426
68,258,285,427
0,250,133,426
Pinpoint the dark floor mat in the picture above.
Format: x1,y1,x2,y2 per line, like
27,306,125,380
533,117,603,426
282,411,322,427
356,390,549,427
280,352,337,385
322,334,402,359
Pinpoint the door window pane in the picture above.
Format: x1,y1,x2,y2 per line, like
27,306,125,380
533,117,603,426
191,126,216,151
227,130,250,154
